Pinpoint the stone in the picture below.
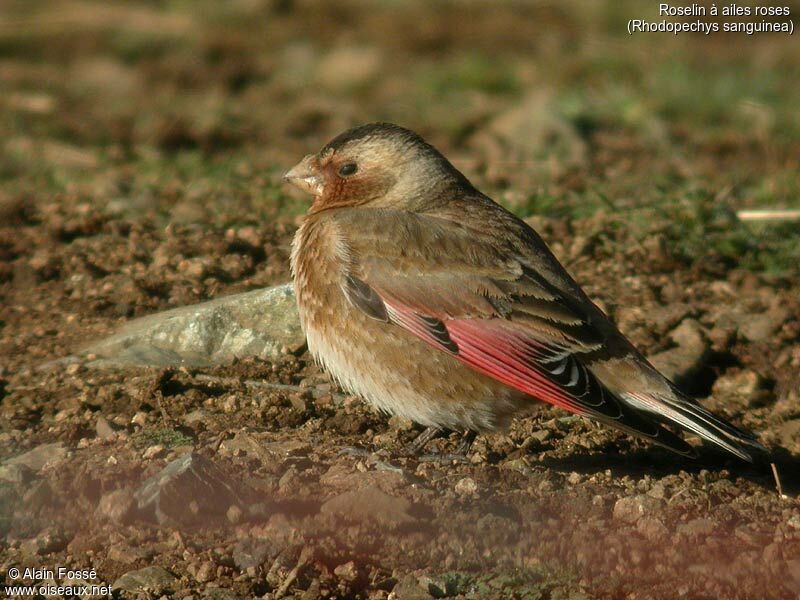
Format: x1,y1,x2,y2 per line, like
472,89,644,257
566,472,582,485
204,588,242,600
712,369,763,398
776,420,800,448
530,429,551,443
319,464,407,494
96,488,136,523
647,483,666,499
83,283,304,368
3,442,67,473
183,409,208,425
143,444,166,459
95,416,116,439
20,530,69,556
134,453,251,525
226,504,244,525
113,566,177,594
739,307,790,343
707,325,735,351
612,495,665,524
637,517,669,542
22,481,54,512
648,319,709,383
193,561,215,583
388,415,414,432
232,538,279,571
711,369,766,408
389,574,435,600
333,561,359,582
678,517,716,539
0,463,31,484
454,477,478,496
644,303,693,335
321,487,418,530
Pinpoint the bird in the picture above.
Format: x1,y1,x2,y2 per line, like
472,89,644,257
284,122,766,462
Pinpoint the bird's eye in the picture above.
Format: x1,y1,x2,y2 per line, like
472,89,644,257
338,162,358,177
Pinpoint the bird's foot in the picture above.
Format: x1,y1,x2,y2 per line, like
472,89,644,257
454,429,477,455
402,425,443,456
416,429,477,463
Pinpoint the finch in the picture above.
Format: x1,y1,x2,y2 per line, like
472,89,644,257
285,122,765,462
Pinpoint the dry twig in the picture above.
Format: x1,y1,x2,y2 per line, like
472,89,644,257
737,209,800,222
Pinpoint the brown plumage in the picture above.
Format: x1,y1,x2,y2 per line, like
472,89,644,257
285,122,766,462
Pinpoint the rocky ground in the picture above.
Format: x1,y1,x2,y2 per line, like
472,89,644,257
2,1,800,598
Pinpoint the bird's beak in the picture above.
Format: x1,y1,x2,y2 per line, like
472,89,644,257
284,154,324,196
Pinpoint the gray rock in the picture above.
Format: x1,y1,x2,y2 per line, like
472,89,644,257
2,442,67,473
134,453,252,525
83,283,303,368
113,566,177,594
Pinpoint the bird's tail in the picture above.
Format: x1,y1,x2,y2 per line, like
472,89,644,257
621,390,768,462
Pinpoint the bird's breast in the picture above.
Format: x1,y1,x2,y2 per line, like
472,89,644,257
291,217,339,317
289,215,522,431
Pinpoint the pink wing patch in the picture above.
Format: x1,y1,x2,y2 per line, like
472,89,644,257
447,319,585,413
382,298,586,415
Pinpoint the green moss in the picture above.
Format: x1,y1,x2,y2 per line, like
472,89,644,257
133,427,194,450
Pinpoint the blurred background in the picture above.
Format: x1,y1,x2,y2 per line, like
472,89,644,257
2,0,799,274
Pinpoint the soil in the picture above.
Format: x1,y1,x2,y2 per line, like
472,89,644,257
2,1,800,599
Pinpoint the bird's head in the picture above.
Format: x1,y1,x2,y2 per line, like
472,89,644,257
284,123,472,213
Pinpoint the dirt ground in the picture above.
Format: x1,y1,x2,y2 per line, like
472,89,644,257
2,1,800,599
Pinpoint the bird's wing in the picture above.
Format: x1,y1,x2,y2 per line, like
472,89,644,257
330,207,701,456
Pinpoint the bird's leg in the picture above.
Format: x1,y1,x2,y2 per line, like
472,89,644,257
403,425,443,456
454,429,477,456
340,425,444,460
418,429,476,463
